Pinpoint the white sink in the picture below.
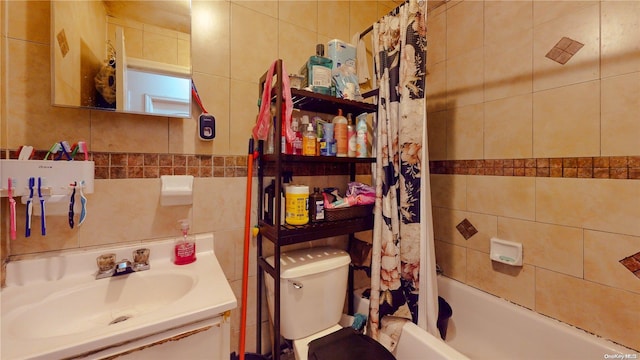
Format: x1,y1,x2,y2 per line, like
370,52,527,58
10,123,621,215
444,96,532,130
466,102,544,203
1,234,237,360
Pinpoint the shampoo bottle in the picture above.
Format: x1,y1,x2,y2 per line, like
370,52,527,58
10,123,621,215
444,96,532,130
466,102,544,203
175,219,196,265
302,121,317,156
347,113,356,157
333,109,348,157
356,113,368,158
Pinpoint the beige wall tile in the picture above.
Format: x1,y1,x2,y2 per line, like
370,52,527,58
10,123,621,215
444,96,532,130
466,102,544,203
532,80,600,158
584,230,640,295
536,268,640,350
484,36,533,102
426,60,447,113
78,179,191,247
446,0,483,59
484,94,533,159
466,248,536,309
278,21,317,74
192,0,230,77
601,72,640,156
426,109,447,160
318,1,350,41
485,1,532,48
532,1,594,27
192,177,246,234
467,176,536,221
601,1,640,78
7,39,91,149
349,1,379,45
446,48,484,108
279,1,317,33
532,3,599,92
498,217,583,278
426,8,446,67
170,73,230,155
7,0,50,44
430,174,467,211
433,207,496,253
231,1,278,18
230,4,278,83
434,240,466,282
446,103,484,160
229,79,260,154
91,111,169,153
212,228,240,282
536,178,640,237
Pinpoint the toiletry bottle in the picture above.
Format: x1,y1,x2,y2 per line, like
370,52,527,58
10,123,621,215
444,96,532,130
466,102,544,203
347,113,356,157
333,109,348,157
264,179,275,224
302,121,317,156
291,117,302,155
309,187,325,222
175,219,196,265
320,122,335,156
356,113,368,158
301,44,333,95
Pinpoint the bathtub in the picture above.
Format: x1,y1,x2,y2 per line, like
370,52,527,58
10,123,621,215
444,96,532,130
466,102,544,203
438,276,636,359
355,276,637,359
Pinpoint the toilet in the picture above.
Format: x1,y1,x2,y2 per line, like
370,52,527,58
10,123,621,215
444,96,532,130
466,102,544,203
265,246,393,360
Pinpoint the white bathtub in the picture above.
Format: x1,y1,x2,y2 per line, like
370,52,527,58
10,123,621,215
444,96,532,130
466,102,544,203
355,276,637,359
438,276,636,359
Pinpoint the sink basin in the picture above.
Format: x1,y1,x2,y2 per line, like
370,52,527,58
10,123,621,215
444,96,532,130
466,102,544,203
1,234,237,360
6,272,195,339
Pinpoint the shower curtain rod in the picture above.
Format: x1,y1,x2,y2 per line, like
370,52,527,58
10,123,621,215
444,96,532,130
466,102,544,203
359,0,411,39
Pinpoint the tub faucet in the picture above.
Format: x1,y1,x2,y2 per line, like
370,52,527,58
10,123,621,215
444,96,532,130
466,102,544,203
95,248,150,279
436,264,444,276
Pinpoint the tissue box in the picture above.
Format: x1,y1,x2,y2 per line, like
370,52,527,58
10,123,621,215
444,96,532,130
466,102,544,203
327,39,361,100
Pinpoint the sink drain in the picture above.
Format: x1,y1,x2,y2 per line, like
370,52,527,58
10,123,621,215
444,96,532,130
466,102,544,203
109,315,132,325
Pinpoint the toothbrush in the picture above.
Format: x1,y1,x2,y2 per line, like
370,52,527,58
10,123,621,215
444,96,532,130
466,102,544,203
25,177,34,237
78,180,87,226
38,177,46,236
68,181,76,229
8,178,16,240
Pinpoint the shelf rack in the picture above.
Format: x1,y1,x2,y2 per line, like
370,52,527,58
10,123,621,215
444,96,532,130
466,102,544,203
255,60,377,360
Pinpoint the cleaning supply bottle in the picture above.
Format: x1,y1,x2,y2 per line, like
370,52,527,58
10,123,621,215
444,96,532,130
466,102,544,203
333,109,348,157
175,219,196,265
347,113,356,157
356,113,368,158
301,44,333,95
302,121,317,156
309,187,325,222
291,117,302,155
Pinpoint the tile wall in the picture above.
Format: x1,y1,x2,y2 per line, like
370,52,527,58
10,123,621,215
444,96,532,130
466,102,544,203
427,0,640,351
1,0,400,355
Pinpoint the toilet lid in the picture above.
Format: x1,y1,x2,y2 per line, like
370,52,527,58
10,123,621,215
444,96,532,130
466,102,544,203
307,327,395,360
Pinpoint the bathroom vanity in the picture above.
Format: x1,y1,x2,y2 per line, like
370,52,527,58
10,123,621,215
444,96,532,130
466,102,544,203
1,233,236,360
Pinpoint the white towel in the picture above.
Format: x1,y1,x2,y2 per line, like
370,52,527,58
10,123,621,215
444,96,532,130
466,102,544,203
352,32,371,85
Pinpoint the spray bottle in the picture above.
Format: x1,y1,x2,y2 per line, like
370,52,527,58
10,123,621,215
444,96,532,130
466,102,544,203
175,219,196,265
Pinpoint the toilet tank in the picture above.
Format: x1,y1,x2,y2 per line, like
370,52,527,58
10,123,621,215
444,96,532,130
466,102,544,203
265,247,351,340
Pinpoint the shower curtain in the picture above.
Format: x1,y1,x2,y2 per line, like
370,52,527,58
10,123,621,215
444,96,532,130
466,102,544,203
369,0,439,343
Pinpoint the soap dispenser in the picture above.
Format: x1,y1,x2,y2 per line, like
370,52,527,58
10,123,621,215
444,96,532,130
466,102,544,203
175,219,196,265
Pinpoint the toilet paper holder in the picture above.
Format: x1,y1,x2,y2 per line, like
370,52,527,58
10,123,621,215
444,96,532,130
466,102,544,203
490,237,523,266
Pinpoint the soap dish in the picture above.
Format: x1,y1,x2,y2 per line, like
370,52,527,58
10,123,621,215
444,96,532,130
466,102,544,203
490,237,523,266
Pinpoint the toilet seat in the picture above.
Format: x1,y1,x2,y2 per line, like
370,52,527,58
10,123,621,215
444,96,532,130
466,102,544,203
295,325,395,360
293,324,343,360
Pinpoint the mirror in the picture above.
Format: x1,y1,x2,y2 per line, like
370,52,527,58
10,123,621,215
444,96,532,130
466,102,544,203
51,0,192,118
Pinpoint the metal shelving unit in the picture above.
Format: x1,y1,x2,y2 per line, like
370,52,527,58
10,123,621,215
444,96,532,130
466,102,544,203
255,60,377,360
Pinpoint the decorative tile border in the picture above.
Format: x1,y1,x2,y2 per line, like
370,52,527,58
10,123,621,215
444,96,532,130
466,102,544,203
3,150,638,180
429,156,640,180
0,149,248,179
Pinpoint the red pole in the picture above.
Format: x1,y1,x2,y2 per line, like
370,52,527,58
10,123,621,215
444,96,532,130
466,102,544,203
239,138,257,360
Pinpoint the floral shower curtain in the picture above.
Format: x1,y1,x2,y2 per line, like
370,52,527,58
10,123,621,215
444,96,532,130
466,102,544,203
369,0,439,343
